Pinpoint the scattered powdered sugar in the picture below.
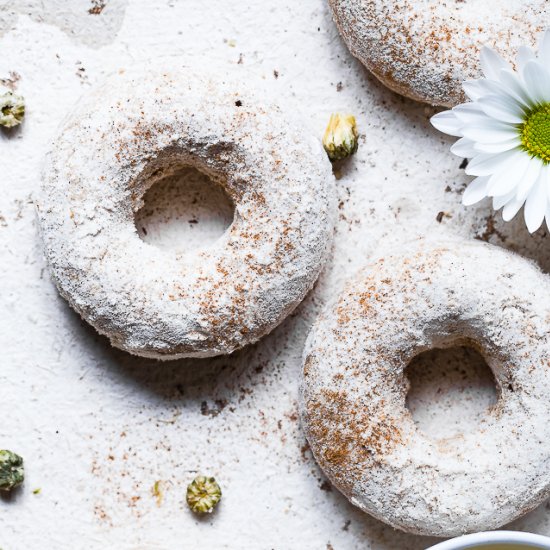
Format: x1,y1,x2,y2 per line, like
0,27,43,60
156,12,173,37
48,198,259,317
301,238,550,537
328,0,548,106
37,62,336,359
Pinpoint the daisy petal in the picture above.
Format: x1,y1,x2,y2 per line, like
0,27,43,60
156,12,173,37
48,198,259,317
450,137,477,158
545,165,550,203
489,173,517,199
431,110,463,136
524,168,548,233
480,46,510,80
502,196,524,221
462,176,490,206
453,103,493,124
522,60,550,104
487,151,530,196
464,78,506,100
517,46,536,71
493,190,516,210
465,149,516,177
499,69,533,108
463,80,486,101
461,124,519,144
477,95,524,124
516,157,543,202
473,139,521,154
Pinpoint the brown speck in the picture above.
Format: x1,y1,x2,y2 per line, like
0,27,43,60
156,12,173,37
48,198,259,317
94,504,111,523
235,100,243,107
200,399,228,417
0,71,21,91
273,70,279,79
88,0,106,15
336,81,343,92
319,480,332,492
300,442,310,461
475,214,508,243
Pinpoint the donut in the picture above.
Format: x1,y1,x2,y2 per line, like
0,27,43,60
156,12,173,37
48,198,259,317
38,64,335,359
300,239,550,536
327,0,548,107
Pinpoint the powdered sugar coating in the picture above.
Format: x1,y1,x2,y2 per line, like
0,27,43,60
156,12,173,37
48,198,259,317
38,63,335,359
328,0,548,107
300,239,550,537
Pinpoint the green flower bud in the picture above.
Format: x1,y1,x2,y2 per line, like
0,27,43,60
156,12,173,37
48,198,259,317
0,450,24,491
0,91,25,128
186,475,221,514
323,113,358,162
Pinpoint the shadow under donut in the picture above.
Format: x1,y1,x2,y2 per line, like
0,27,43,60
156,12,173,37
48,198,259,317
472,209,550,275
65,267,325,402
301,452,439,549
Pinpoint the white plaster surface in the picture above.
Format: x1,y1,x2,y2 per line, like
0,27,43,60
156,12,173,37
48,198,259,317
1,1,550,549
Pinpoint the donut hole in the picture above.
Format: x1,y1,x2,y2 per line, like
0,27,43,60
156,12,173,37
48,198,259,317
405,345,498,440
134,166,235,253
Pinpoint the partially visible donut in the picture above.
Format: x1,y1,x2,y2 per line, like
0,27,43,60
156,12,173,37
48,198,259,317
328,0,548,107
38,63,335,359
300,239,550,536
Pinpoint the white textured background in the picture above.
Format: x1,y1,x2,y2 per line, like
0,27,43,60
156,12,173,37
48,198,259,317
1,1,550,549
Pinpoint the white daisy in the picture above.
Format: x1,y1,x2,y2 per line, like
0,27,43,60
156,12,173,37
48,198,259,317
431,30,550,233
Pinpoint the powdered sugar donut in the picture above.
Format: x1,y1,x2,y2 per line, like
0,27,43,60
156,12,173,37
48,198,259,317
38,63,335,359
328,0,548,107
300,239,550,536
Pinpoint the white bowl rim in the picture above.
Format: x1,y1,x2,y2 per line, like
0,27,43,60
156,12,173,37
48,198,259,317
427,531,550,550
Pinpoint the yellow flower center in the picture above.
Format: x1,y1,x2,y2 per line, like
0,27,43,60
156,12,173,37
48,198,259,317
519,103,550,163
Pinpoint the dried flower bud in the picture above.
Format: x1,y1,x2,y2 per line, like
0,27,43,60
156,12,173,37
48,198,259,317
322,113,358,162
0,91,25,128
0,450,24,491
186,475,221,514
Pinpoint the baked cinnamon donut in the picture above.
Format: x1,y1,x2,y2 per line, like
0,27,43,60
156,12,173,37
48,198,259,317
38,63,335,359
328,0,548,107
300,239,550,536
